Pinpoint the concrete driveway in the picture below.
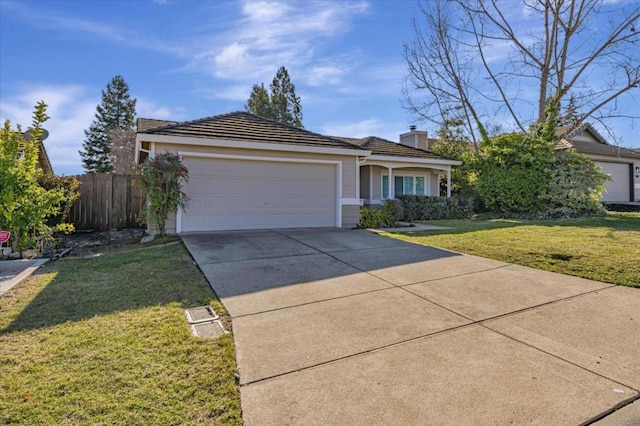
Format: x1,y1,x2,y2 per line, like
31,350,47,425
181,228,640,425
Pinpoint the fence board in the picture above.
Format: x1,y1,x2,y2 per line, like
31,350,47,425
69,174,145,230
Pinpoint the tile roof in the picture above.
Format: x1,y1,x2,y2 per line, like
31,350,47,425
335,136,454,160
137,112,366,151
561,139,640,159
137,118,177,132
556,122,640,159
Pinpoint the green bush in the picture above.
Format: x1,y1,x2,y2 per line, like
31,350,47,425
139,152,189,236
381,199,404,224
359,204,400,228
469,132,554,213
0,102,68,253
359,208,385,228
37,174,80,227
397,195,474,221
539,149,607,218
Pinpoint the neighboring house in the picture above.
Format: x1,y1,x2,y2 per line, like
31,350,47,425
37,142,53,175
135,112,459,233
22,130,53,175
557,123,640,203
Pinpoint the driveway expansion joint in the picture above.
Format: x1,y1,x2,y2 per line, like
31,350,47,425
194,249,324,266
580,394,640,425
238,320,477,387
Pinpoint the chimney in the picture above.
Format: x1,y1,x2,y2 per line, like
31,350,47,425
400,125,429,151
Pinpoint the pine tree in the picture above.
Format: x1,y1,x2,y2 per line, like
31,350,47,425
80,75,136,173
560,94,581,129
270,66,303,127
246,83,273,120
245,66,303,128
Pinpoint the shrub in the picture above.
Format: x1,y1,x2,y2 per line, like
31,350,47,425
359,208,385,228
359,204,400,228
469,132,554,214
139,152,189,236
539,149,607,218
396,195,474,221
0,102,68,253
37,174,80,227
381,199,404,225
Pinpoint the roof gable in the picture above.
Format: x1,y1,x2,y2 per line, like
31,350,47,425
335,136,453,160
557,123,640,159
137,111,365,151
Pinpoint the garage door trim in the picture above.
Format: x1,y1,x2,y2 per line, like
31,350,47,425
176,151,343,232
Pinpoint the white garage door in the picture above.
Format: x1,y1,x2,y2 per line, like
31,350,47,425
595,161,631,202
180,156,337,232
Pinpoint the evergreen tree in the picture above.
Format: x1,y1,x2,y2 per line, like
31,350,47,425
269,66,303,127
80,75,136,173
246,83,273,120
560,94,581,129
245,66,303,127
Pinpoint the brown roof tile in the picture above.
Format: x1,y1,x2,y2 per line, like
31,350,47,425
335,136,454,160
137,112,365,151
137,118,178,132
562,139,640,159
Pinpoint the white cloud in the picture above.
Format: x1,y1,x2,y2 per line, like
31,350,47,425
242,1,290,21
0,84,97,175
305,65,349,87
321,118,407,141
0,86,186,175
189,1,370,84
136,98,188,120
210,85,252,102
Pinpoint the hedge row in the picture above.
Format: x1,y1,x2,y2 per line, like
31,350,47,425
397,195,474,221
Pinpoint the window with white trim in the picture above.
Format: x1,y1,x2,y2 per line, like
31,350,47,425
382,174,429,199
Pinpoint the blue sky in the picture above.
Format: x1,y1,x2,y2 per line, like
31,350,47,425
1,0,638,176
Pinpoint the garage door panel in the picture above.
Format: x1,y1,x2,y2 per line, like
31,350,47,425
181,157,338,232
595,161,631,202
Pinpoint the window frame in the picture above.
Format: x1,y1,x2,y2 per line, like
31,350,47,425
382,172,431,199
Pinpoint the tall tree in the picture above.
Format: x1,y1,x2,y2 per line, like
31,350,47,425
245,66,303,127
560,94,581,129
269,66,303,127
404,0,640,144
246,83,272,119
80,75,136,173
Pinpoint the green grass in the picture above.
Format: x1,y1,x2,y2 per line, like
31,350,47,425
0,243,242,425
387,212,640,287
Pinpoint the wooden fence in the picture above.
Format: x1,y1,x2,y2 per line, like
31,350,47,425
69,174,145,230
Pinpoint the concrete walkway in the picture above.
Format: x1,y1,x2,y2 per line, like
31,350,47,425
181,228,640,425
0,258,49,295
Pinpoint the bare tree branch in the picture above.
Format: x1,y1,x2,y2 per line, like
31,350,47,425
404,0,640,140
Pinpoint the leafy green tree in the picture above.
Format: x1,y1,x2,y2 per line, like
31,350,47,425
80,75,137,173
139,152,189,236
469,132,554,214
0,102,66,253
245,66,303,127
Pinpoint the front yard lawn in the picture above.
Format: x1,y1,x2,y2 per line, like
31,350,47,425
0,242,242,424
389,212,640,287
